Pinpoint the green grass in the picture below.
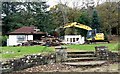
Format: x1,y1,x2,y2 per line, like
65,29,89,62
0,43,119,60
65,43,119,51
0,46,54,60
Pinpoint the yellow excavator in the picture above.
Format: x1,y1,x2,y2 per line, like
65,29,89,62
63,22,110,43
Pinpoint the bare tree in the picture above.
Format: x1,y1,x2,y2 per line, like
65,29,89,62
57,0,69,24
96,0,101,6
56,0,82,24
72,0,80,9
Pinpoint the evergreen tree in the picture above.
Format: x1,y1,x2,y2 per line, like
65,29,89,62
77,11,91,37
91,9,100,32
2,2,51,34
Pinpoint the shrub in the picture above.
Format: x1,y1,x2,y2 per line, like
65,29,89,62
0,35,8,46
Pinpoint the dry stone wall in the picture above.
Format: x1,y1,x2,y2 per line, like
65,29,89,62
1,53,55,73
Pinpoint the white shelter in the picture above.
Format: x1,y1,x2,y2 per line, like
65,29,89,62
64,35,85,44
7,26,46,46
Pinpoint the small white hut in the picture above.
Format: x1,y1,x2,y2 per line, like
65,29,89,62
64,35,85,44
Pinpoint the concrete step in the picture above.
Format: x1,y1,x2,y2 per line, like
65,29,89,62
65,57,97,62
67,54,96,58
67,51,94,54
62,61,107,66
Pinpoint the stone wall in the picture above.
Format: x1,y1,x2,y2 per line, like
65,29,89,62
95,46,119,62
1,53,55,73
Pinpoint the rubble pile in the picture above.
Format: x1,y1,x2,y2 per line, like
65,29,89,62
20,36,63,46
40,36,62,46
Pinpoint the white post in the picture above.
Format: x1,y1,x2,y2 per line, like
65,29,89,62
68,37,70,43
75,37,77,44
71,38,73,43
82,37,85,44
7,39,9,46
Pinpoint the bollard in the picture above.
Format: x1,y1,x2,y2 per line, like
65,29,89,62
55,46,67,63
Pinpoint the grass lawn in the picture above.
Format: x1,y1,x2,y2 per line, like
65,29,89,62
0,46,54,60
0,42,119,60
65,43,119,51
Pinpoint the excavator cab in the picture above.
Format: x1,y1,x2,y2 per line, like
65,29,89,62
86,29,109,43
86,29,97,41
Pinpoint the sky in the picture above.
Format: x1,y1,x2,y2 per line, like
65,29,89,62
46,0,104,8
46,0,87,8
46,0,119,9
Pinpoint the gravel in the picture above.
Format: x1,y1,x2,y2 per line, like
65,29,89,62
13,62,119,72
22,63,75,72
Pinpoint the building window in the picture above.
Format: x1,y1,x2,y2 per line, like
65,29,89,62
67,38,68,41
70,38,72,42
76,38,79,41
73,38,75,42
17,35,25,42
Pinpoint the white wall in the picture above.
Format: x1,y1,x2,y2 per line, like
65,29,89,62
7,35,33,46
7,35,18,46
24,35,33,40
27,35,33,40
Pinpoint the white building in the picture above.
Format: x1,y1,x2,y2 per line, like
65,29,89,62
7,26,46,46
64,35,85,44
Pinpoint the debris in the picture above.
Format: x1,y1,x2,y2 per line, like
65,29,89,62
20,36,63,46
40,36,62,46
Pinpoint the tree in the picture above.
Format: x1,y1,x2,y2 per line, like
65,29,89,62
76,10,91,36
96,2,118,35
2,2,21,34
2,2,51,34
91,9,100,32
50,3,83,35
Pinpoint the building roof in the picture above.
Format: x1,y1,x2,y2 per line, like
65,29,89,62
8,26,46,35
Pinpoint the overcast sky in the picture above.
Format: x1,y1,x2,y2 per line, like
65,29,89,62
46,0,104,8
46,0,119,8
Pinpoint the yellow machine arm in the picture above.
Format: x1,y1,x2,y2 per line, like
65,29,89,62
63,22,92,30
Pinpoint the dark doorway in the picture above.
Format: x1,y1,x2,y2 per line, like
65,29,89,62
33,34,44,40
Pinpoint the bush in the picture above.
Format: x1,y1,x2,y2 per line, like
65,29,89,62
0,35,8,46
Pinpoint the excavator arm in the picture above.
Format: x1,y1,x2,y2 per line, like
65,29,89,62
63,22,92,30
63,22,76,28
